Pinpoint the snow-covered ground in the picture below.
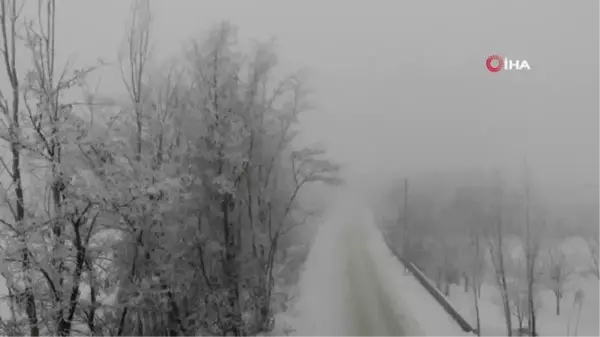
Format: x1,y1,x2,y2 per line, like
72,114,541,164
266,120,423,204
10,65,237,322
283,200,469,335
447,237,600,337
447,279,599,337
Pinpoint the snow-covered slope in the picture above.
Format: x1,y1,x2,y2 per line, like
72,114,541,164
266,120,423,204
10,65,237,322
360,209,470,336
291,200,470,335
446,236,599,336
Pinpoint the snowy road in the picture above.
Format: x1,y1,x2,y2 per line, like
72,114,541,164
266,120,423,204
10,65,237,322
345,224,408,335
294,203,470,336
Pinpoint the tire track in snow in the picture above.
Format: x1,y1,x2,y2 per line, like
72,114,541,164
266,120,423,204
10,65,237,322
345,223,407,336
294,203,467,336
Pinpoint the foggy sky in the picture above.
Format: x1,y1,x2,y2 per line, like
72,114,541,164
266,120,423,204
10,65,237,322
5,0,599,198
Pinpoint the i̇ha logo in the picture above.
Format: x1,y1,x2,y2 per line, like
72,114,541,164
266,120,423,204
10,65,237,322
485,54,531,72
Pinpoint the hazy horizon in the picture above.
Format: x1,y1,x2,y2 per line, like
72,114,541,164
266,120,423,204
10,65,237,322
2,0,598,199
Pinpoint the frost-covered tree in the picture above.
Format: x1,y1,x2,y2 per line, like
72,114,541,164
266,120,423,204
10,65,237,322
542,246,574,315
0,2,340,335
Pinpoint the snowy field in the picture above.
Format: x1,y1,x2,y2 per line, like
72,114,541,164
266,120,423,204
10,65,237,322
446,236,599,337
447,279,599,336
283,201,469,336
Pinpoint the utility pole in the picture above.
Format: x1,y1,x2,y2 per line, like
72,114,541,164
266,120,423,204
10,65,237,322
403,178,409,264
523,158,536,336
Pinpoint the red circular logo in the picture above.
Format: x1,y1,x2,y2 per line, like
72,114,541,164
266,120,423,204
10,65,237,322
486,55,503,72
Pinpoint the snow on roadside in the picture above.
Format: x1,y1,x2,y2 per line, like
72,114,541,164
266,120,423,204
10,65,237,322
284,202,474,336
361,210,471,336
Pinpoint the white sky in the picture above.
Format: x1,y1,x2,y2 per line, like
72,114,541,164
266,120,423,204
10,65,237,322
3,0,599,200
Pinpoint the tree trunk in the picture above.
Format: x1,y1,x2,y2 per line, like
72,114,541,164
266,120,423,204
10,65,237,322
464,272,469,292
524,163,537,337
493,231,512,337
471,279,481,336
494,190,512,337
222,194,241,336
500,270,512,336
527,259,537,335
518,316,523,330
555,292,560,316
574,302,582,336
0,1,39,333
490,237,512,337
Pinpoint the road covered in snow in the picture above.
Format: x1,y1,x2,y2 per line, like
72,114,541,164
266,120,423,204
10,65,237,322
293,200,470,336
